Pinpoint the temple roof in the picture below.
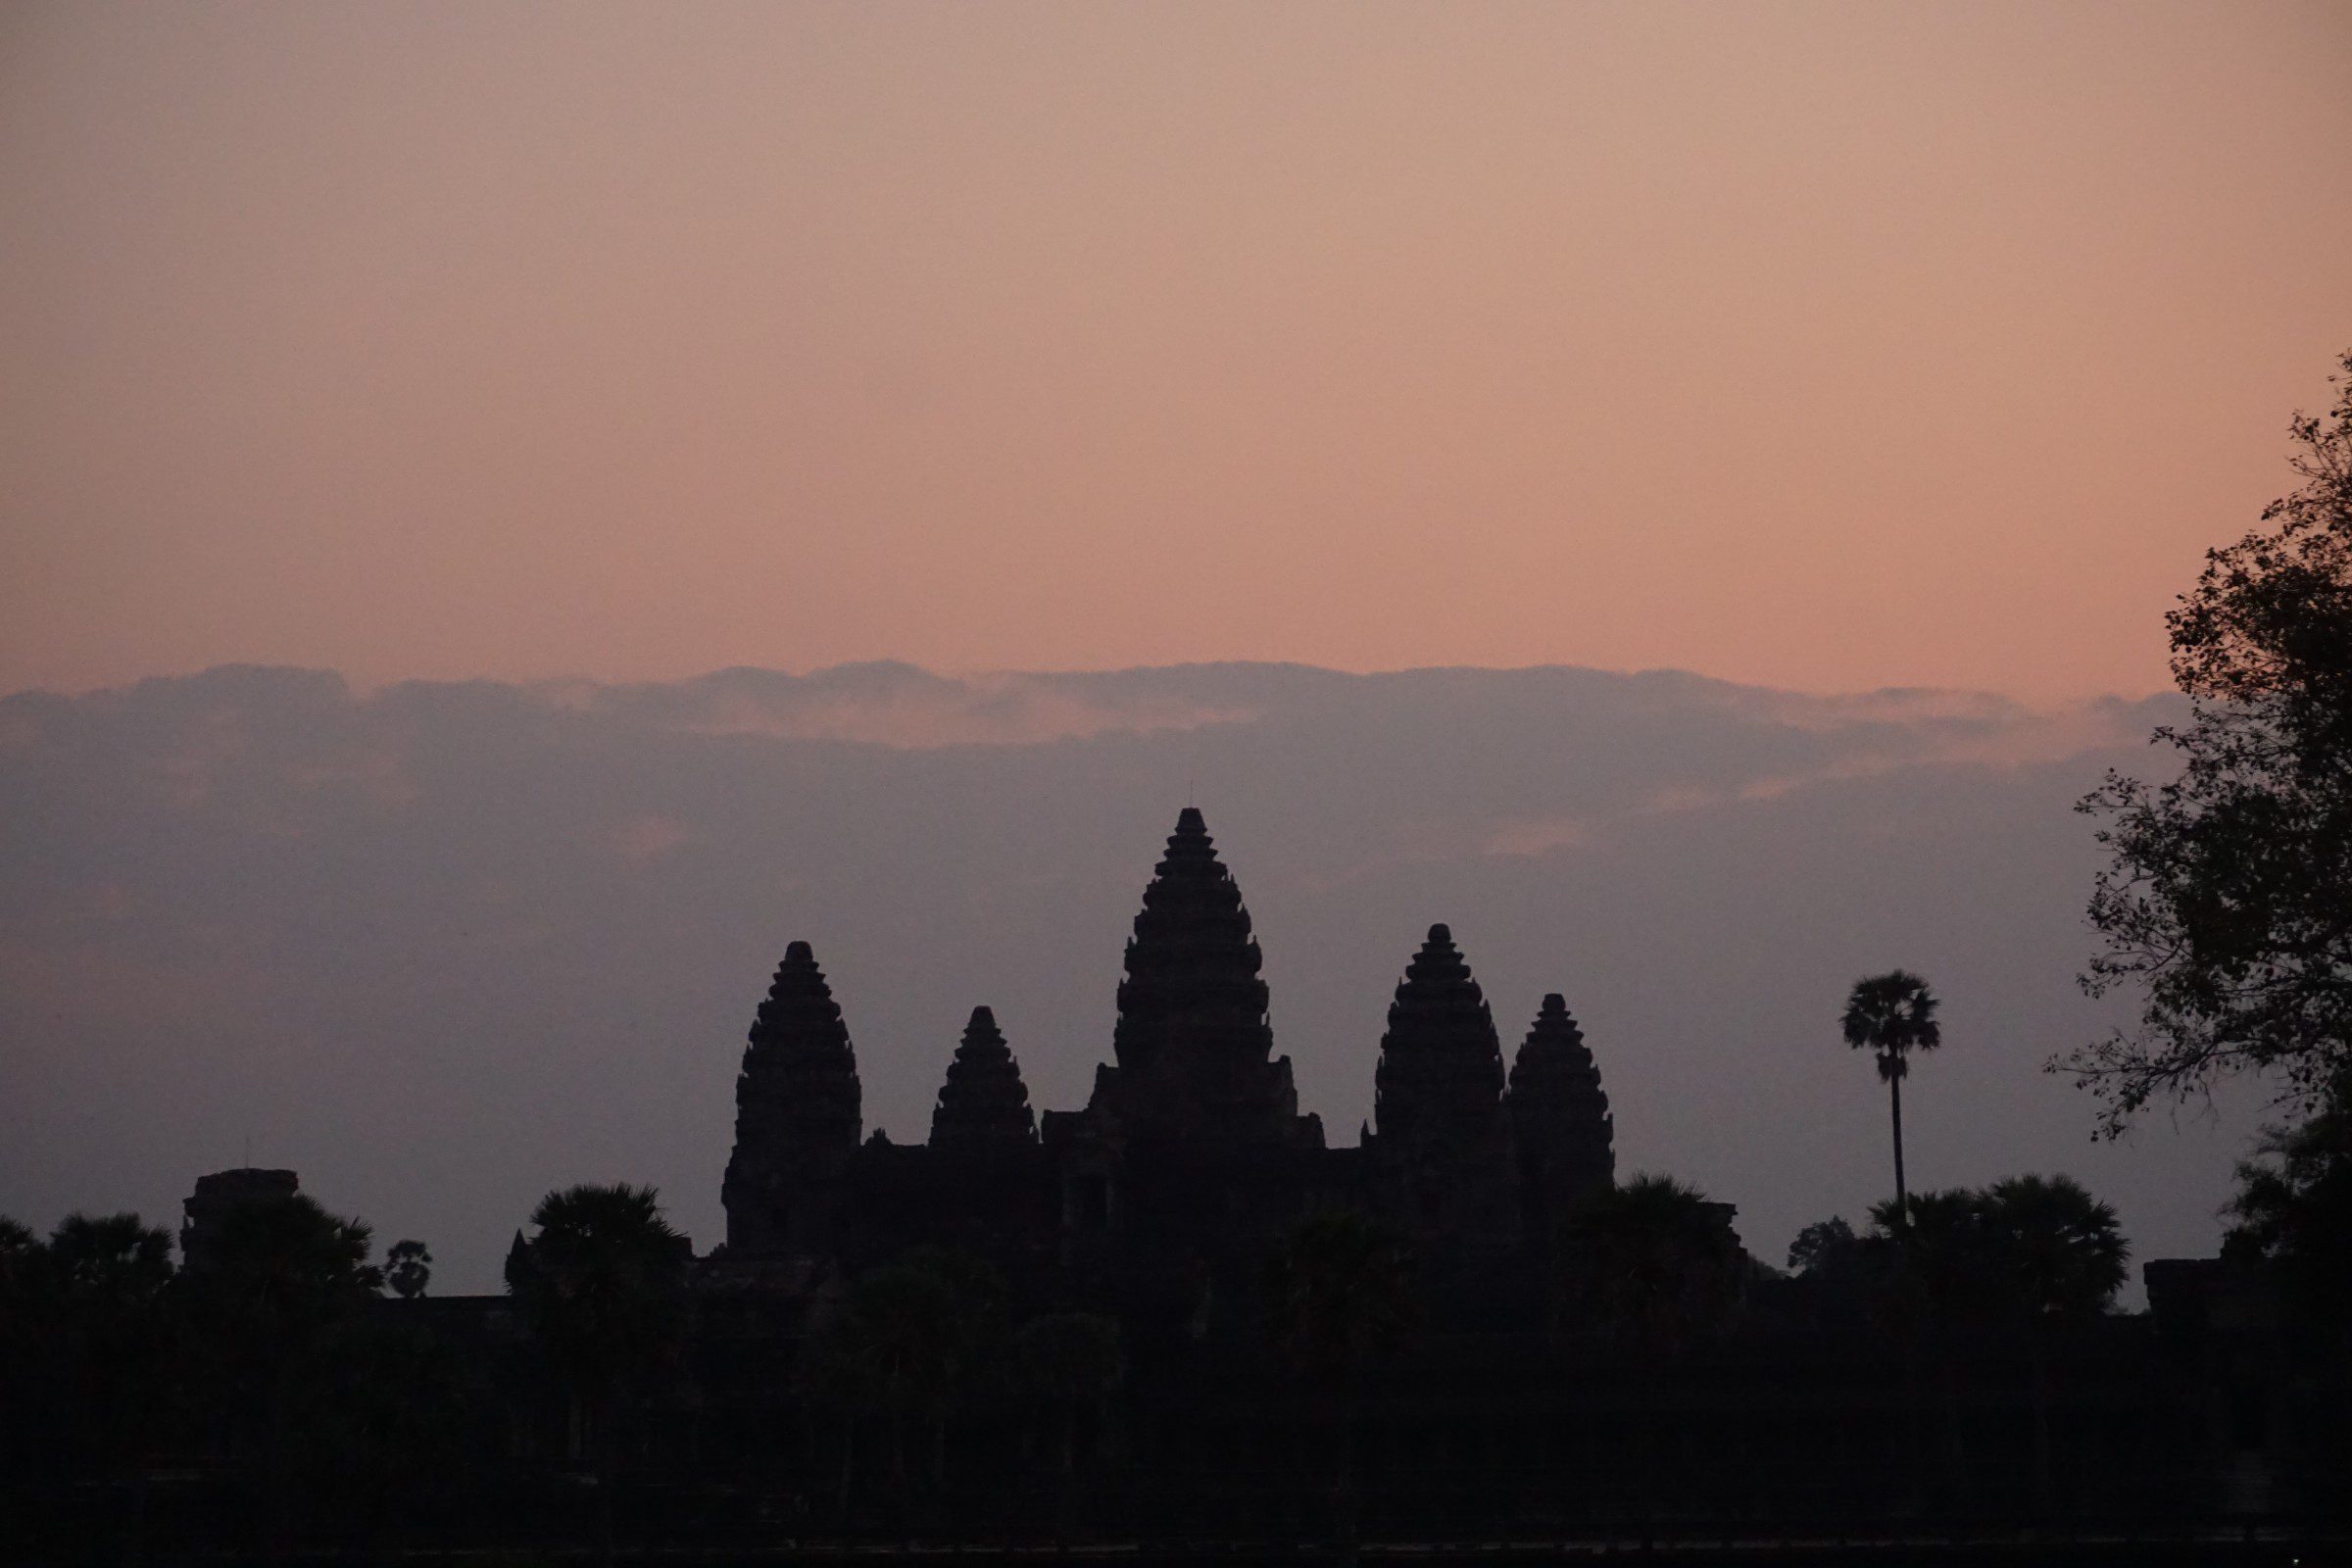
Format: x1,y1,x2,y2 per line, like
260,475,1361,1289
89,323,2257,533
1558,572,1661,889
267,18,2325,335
1094,808,1312,1147
732,939,860,1147
1373,923,1507,1146
1111,808,1271,1074
1507,992,1609,1115
931,1004,1039,1152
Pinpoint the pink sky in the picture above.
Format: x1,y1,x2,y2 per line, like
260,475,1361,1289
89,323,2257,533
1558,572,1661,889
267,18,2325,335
4,1,2348,702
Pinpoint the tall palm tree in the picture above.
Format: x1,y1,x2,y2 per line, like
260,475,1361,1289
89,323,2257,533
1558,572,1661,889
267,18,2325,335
1842,970,1942,1215
507,1184,691,1562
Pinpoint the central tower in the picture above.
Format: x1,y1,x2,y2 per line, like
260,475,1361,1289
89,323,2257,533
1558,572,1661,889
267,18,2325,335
1087,807,1321,1150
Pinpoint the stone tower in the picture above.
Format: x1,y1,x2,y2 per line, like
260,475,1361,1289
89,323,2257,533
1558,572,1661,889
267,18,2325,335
1505,992,1615,1242
180,1167,301,1273
721,940,862,1256
1369,924,1519,1246
930,1004,1039,1153
1088,807,1320,1149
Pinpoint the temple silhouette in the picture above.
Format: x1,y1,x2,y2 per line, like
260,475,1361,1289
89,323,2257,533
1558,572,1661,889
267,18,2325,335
24,808,2335,1559
710,806,1634,1328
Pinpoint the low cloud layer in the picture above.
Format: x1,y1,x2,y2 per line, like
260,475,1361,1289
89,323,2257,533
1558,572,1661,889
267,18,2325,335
0,662,2247,1295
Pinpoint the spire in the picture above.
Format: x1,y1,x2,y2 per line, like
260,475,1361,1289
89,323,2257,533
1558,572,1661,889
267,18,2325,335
1113,808,1266,1075
721,941,863,1255
1508,994,1608,1118
1370,923,1518,1244
1373,924,1507,1148
503,1228,532,1294
931,1005,1038,1153
736,940,861,1148
1507,992,1615,1203
1094,808,1316,1147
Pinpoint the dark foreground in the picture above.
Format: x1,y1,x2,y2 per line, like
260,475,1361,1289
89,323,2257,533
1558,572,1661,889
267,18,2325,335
57,1539,2350,1568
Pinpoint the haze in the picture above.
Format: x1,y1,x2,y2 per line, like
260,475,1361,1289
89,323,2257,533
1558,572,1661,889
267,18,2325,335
6,2,2351,701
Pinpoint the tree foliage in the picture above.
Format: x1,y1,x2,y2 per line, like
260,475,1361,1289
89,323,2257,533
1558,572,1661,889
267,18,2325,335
178,1193,382,1378
1841,971,1942,1082
2224,1092,2352,1335
1557,1174,1743,1353
1863,1176,2128,1324
1786,1215,1860,1279
2067,352,2352,1130
507,1183,691,1396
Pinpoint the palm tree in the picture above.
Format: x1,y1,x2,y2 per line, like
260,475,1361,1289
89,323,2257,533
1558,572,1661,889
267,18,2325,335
1559,1175,1743,1354
1979,1175,2128,1319
1864,1178,2129,1512
1979,1174,2128,1512
1842,970,1942,1215
507,1184,691,1562
1863,1186,1994,1498
44,1213,176,1561
174,1192,380,1558
1557,1175,1743,1537
1262,1210,1415,1563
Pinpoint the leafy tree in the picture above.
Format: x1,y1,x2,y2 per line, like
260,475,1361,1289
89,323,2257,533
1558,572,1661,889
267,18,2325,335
2067,351,2352,1129
2224,1086,2352,1342
1786,1215,1860,1279
383,1239,431,1301
1842,971,1942,1212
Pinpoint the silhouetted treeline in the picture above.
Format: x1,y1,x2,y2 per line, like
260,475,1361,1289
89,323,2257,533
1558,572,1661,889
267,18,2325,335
3,1157,2347,1560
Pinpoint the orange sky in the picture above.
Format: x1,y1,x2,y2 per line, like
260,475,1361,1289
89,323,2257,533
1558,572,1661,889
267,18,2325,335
4,1,2348,702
